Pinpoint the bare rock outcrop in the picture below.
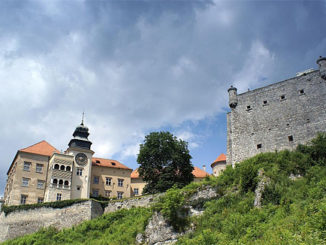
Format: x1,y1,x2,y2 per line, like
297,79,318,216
254,169,270,208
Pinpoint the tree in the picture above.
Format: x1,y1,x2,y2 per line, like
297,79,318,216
137,131,194,194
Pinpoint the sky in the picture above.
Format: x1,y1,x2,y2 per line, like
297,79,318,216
1,0,326,196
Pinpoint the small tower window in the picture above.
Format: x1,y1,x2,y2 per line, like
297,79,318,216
58,179,63,186
60,165,65,171
66,166,71,172
263,100,268,105
280,95,286,100
288,135,294,142
246,105,252,111
306,118,310,123
299,89,305,95
54,164,59,170
257,144,262,149
53,179,58,185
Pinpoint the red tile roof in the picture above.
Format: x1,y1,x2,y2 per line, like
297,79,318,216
92,157,132,170
19,140,60,156
131,167,209,179
193,166,210,178
131,169,140,178
211,153,226,167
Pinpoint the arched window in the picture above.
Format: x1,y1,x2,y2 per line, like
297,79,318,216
66,166,71,172
54,164,59,170
60,165,65,171
53,179,58,185
59,179,63,187
64,180,69,186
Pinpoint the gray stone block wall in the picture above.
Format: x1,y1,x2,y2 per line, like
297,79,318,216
0,200,103,242
227,68,326,166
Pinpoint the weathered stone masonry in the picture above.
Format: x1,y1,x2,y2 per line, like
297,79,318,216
227,56,326,166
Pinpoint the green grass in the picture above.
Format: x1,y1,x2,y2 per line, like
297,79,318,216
3,133,326,244
3,207,152,245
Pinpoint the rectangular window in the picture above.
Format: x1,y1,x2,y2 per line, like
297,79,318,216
37,197,44,204
288,135,294,142
117,192,123,199
106,177,112,186
105,190,111,197
37,180,44,189
299,89,305,95
280,95,286,100
263,100,268,105
23,162,31,171
20,195,27,204
257,144,262,149
92,189,99,197
56,193,62,201
76,168,83,176
93,176,99,184
36,163,43,173
22,177,29,187
134,188,139,195
118,179,124,187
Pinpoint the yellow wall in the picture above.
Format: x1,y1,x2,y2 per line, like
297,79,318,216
90,165,132,199
4,152,49,205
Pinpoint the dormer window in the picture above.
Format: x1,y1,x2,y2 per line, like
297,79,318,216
111,162,116,166
96,160,100,163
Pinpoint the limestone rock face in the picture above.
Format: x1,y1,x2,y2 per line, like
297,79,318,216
144,212,179,245
254,169,270,208
188,186,218,202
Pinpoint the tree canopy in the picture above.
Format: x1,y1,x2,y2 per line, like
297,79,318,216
137,131,194,194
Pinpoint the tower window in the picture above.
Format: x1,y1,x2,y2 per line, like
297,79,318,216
56,193,62,201
299,89,305,95
66,166,71,172
76,168,83,176
280,95,286,100
263,100,268,105
257,144,262,149
60,165,65,171
246,105,252,111
77,185,81,191
54,164,59,170
288,135,294,142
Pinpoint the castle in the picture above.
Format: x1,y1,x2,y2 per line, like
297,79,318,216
3,121,209,206
227,56,326,166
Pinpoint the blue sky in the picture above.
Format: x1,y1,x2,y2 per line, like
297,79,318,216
1,0,326,196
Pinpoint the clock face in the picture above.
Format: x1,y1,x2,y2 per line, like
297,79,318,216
75,153,88,166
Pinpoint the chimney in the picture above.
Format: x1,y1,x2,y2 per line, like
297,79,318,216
202,165,206,172
317,56,326,80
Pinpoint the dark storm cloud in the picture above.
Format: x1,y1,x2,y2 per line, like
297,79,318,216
0,0,326,195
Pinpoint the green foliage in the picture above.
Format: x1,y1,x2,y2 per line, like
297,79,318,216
3,207,152,245
153,186,189,232
4,133,326,245
137,131,194,194
1,199,88,216
177,133,326,244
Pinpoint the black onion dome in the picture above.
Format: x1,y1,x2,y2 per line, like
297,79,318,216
68,122,92,150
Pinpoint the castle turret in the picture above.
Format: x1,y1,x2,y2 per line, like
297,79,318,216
228,85,238,109
317,56,326,80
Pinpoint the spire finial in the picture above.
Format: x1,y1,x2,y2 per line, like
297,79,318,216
81,112,85,125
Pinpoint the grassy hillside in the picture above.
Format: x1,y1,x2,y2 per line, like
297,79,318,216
3,133,326,245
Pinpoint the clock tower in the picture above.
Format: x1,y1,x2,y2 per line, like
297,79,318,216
67,120,94,199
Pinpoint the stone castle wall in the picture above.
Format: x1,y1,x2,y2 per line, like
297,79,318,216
0,200,103,242
227,69,326,166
